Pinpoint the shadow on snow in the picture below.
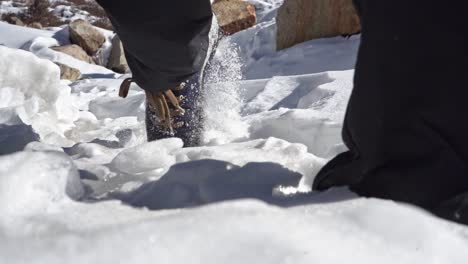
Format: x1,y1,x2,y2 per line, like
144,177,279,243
104,159,356,210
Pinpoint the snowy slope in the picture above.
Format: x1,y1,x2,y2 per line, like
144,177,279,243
1,1,468,263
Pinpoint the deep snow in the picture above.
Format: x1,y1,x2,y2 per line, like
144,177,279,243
1,0,468,263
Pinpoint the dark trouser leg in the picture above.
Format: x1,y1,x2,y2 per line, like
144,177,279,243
313,0,468,225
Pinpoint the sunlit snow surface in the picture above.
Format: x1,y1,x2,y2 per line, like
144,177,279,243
1,1,468,263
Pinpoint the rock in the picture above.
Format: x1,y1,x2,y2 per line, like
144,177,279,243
212,0,257,35
276,0,361,50
69,19,106,55
55,63,81,81
107,34,129,73
7,16,25,27
28,22,43,29
51,44,95,64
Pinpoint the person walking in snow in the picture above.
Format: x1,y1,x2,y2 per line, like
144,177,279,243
313,0,468,225
95,0,213,147
96,0,468,225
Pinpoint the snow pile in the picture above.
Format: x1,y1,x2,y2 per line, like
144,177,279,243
0,22,135,147
0,45,79,146
2,196,468,264
0,150,84,233
242,71,353,158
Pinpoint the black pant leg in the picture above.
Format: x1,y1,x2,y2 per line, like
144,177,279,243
96,0,213,92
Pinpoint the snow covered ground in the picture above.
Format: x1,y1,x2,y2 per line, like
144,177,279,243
1,0,468,263
0,1,27,17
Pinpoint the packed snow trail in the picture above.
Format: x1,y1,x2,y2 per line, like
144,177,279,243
1,1,468,263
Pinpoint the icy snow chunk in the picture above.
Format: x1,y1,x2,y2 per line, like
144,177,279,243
111,138,184,175
0,46,60,105
88,93,145,120
0,46,79,146
0,87,24,109
0,151,84,227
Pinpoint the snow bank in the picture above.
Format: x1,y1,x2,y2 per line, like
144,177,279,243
239,71,353,158
0,151,84,231
2,198,468,264
0,45,79,146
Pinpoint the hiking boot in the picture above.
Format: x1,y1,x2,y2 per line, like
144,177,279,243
144,73,204,147
118,73,203,147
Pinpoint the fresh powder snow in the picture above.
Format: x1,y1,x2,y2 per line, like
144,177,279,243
1,0,468,263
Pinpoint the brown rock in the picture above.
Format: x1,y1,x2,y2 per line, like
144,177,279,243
7,16,25,27
55,63,81,81
51,44,95,64
69,19,106,55
276,0,361,50
28,22,43,29
212,0,257,35
107,34,130,73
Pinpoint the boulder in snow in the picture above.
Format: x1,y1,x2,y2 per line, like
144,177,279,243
51,44,95,64
6,16,25,27
212,0,257,35
107,34,129,73
276,0,361,50
55,62,81,81
28,22,43,29
69,19,106,55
